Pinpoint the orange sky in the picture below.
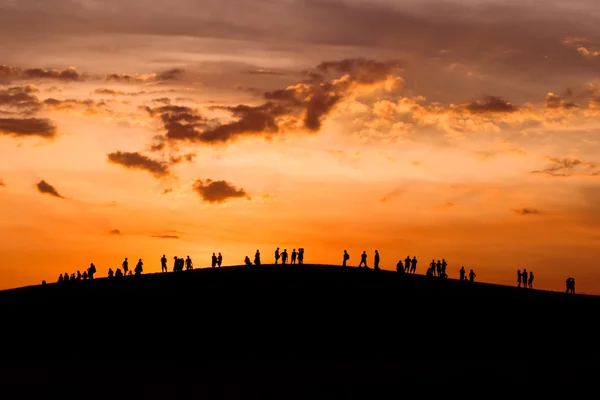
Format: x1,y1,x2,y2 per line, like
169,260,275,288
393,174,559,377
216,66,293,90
2,0,600,293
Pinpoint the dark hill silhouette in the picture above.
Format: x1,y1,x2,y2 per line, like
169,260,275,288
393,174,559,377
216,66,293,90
1,264,597,384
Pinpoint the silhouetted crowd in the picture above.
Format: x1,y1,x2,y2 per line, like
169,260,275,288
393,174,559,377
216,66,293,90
51,247,578,295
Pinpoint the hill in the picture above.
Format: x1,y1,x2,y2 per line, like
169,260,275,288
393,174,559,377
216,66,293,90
1,264,597,384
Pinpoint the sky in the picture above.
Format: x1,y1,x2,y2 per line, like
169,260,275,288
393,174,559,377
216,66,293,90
2,0,600,293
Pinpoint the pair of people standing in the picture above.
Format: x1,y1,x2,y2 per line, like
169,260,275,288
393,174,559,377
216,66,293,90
517,269,534,289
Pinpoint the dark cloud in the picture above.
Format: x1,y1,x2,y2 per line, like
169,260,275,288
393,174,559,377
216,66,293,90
0,65,84,82
531,157,600,177
43,97,107,113
36,180,64,199
512,208,541,215
247,69,285,76
0,85,42,114
545,92,578,109
109,229,121,235
107,151,170,178
157,68,185,80
0,178,5,187
151,235,179,239
0,117,57,138
93,88,177,97
170,153,196,164
146,58,402,145
162,188,173,195
192,179,249,204
463,96,518,114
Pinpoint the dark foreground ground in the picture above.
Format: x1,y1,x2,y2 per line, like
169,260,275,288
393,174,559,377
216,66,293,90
1,264,599,388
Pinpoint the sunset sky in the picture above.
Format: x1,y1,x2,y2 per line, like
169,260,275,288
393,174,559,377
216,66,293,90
2,0,600,293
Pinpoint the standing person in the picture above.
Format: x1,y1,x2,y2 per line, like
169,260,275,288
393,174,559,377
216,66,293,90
374,250,380,270
410,257,417,274
88,263,96,280
281,249,288,265
211,253,217,268
469,269,476,282
135,259,143,275
185,256,193,270
298,248,304,264
291,249,297,264
275,248,280,264
522,270,528,288
161,255,167,273
517,270,522,287
254,250,261,266
358,251,368,268
217,253,223,267
404,256,411,273
342,250,349,267
459,266,465,281
122,258,129,275
528,271,534,289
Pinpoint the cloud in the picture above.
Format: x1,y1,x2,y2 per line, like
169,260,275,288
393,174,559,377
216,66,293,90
93,88,177,97
0,65,84,82
0,178,5,187
545,92,578,109
0,85,42,114
36,180,64,199
0,118,57,138
531,157,600,177
463,96,518,114
107,151,170,178
380,188,405,203
145,58,403,145
512,208,541,215
247,69,285,76
150,235,179,239
192,179,250,204
170,153,196,164
43,97,108,115
108,229,121,235
162,188,173,195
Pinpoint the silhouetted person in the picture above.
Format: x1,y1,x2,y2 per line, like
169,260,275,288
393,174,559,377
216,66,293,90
108,268,114,278
42,280,46,285
298,248,304,264
528,271,534,289
244,256,252,266
275,248,280,264
76,271,82,281
469,269,476,282
186,256,193,270
115,268,123,277
429,259,436,276
217,253,222,267
82,271,88,280
254,250,261,266
161,255,167,273
441,259,447,276
291,249,297,264
517,270,522,287
211,253,217,268
122,258,129,275
566,277,575,294
410,257,417,274
343,250,349,267
88,263,96,280
374,250,380,270
396,260,404,274
522,269,528,288
70,273,75,281
128,271,133,276
281,249,288,264
459,266,465,281
436,260,442,277
359,251,368,268
58,274,63,283
404,256,411,273
135,259,143,275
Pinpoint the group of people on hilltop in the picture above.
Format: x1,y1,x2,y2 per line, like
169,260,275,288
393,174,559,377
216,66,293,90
245,248,305,266
343,250,479,282
517,269,534,289
49,247,585,295
57,263,97,283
